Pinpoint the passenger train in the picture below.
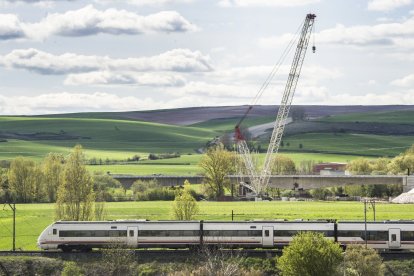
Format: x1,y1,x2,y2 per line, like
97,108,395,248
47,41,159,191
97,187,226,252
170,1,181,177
37,220,414,252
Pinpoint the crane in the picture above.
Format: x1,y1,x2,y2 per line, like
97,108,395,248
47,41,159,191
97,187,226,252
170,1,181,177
235,13,316,196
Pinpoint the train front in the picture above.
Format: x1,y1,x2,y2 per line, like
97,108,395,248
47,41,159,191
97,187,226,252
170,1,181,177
37,223,59,250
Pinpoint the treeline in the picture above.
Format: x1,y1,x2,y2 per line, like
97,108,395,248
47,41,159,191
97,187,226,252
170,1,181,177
87,152,181,165
0,150,122,204
346,145,414,175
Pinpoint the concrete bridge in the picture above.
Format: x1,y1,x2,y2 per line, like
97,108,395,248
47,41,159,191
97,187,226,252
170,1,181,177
111,174,414,192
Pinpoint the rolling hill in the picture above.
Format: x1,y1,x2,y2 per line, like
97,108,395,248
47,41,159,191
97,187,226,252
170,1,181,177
0,105,413,163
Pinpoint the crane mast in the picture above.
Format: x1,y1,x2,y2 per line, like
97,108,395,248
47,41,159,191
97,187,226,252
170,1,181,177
236,14,316,196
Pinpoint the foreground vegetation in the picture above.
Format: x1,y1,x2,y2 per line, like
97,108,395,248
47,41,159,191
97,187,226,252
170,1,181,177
0,235,412,276
1,201,413,251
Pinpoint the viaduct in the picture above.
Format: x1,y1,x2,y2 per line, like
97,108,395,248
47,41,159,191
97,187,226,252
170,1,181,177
111,174,414,193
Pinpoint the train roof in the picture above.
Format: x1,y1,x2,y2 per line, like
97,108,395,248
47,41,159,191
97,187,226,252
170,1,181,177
54,219,337,224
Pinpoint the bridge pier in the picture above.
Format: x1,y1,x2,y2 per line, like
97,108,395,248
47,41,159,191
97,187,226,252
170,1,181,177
404,176,414,193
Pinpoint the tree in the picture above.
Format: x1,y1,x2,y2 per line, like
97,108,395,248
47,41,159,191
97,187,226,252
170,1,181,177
199,144,235,198
8,157,36,203
346,158,372,175
271,155,296,175
298,160,316,174
31,164,46,202
277,232,343,276
43,153,64,202
310,187,331,200
371,157,389,175
343,245,384,276
387,153,414,175
55,145,95,221
172,180,198,220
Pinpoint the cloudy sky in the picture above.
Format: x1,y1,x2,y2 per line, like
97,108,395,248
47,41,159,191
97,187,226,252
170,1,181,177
0,0,413,115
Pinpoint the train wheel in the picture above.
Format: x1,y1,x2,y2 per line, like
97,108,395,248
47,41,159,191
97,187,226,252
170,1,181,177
60,245,73,253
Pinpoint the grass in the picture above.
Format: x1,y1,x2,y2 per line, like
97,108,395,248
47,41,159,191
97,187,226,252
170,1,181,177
280,133,414,157
86,152,364,175
319,110,414,125
1,201,413,250
0,117,218,160
190,116,275,132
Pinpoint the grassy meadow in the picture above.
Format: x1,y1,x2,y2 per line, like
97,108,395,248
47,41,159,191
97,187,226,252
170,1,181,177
319,110,414,125
1,201,413,250
86,152,364,175
0,116,218,161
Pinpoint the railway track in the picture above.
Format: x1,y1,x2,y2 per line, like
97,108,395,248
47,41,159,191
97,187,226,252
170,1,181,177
0,250,413,260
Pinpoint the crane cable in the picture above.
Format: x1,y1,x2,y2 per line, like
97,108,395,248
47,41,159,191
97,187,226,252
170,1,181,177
236,18,305,130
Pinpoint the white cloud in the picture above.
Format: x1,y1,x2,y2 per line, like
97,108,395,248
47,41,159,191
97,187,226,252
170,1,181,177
391,73,414,86
0,48,212,75
64,71,186,87
260,16,414,49
95,0,194,6
0,92,161,115
0,14,26,40
367,0,412,11
0,5,197,40
218,0,320,7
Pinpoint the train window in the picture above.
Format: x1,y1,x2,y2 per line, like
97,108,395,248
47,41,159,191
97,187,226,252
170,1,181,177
204,230,261,237
139,230,200,237
274,230,299,237
401,231,414,241
111,226,117,229
52,229,57,235
59,230,126,237
129,230,134,237
391,234,397,242
264,230,269,237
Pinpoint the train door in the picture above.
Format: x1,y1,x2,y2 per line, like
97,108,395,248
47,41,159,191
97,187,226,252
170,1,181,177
127,227,138,248
388,228,401,248
262,226,274,247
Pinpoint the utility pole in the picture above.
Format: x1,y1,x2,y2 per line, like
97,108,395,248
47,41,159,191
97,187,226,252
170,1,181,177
364,199,367,248
3,203,16,251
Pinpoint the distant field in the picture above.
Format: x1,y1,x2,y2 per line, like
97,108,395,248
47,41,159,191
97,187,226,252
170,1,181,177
280,133,413,157
1,201,413,250
87,153,363,175
319,110,414,125
0,117,218,160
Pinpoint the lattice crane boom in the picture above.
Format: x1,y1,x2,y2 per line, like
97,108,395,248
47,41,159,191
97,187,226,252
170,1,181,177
235,13,316,196
259,14,316,193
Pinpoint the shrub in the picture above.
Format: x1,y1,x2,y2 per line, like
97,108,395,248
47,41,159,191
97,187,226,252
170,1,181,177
277,232,343,276
62,261,83,276
343,245,384,276
135,187,175,201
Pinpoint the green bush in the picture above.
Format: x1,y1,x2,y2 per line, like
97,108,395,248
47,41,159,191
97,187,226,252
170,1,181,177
135,187,176,201
384,260,414,276
0,256,63,276
62,261,84,276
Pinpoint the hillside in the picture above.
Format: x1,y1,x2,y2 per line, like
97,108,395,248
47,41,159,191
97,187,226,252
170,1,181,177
0,117,218,160
0,105,413,162
33,105,414,126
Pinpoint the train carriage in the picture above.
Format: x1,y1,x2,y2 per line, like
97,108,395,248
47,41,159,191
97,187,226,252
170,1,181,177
37,220,414,252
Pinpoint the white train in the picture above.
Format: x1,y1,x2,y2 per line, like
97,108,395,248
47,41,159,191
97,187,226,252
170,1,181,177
37,220,414,252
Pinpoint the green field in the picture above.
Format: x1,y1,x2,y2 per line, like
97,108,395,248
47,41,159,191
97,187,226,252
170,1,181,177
0,117,218,160
319,110,414,125
1,201,413,250
86,152,364,175
280,133,414,157
191,116,274,132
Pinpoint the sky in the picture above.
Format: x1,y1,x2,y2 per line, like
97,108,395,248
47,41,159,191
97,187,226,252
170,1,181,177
0,0,413,115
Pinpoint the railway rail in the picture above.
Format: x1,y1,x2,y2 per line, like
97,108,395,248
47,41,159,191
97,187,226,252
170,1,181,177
0,250,413,260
